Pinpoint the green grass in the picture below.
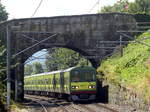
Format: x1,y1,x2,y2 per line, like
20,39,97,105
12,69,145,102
97,30,150,102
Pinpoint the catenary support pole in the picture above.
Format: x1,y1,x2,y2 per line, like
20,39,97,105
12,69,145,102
6,25,11,110
120,35,123,57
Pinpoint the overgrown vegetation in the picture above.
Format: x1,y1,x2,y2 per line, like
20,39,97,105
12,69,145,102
0,3,8,111
45,48,90,71
25,62,44,76
24,48,90,75
0,41,6,110
97,31,150,102
101,0,150,14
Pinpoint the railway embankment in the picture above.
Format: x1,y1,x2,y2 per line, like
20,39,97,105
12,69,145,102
97,30,150,112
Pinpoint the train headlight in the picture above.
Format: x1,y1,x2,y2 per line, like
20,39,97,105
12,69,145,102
72,86,75,89
88,85,95,89
75,86,79,89
71,86,79,89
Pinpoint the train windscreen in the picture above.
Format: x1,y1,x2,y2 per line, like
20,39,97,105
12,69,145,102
71,70,96,82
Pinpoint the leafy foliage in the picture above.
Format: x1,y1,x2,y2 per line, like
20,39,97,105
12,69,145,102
101,0,150,14
0,4,8,22
97,30,150,102
32,62,44,74
24,64,33,76
0,4,8,110
24,48,90,75
0,41,6,111
45,48,90,71
101,0,129,13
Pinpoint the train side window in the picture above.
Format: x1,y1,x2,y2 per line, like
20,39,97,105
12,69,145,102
35,79,37,85
45,79,48,85
39,79,41,85
55,78,57,84
32,79,34,85
39,80,41,85
32,80,34,85
48,78,51,84
40,79,41,85
42,79,44,85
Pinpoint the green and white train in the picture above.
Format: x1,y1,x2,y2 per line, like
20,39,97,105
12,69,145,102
24,66,97,101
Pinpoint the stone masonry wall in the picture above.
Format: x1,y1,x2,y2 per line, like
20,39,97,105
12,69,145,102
104,83,150,112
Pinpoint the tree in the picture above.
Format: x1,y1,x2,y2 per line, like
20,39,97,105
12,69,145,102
101,0,129,13
32,62,44,74
0,41,6,111
0,4,8,22
0,3,8,79
0,41,6,78
45,48,90,71
132,0,150,14
0,3,8,111
24,64,33,76
101,0,150,14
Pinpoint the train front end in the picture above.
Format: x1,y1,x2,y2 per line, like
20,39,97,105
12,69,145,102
70,66,97,101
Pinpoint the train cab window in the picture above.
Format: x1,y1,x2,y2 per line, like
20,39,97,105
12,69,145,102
84,71,96,81
71,70,96,82
71,71,80,82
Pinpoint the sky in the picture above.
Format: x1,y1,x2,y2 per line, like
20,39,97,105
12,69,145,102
2,0,135,20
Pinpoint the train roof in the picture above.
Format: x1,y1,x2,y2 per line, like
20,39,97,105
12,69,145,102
24,66,76,78
24,66,95,78
24,70,62,78
62,66,76,72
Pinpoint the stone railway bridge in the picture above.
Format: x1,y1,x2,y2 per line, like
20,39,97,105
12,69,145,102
0,13,136,101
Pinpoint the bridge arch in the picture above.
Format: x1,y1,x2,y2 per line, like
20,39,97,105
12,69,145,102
23,44,99,69
0,13,137,101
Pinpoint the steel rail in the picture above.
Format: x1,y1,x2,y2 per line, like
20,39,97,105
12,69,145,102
34,100,48,112
26,95,70,112
94,103,119,112
25,95,119,112
73,104,97,112
25,95,48,112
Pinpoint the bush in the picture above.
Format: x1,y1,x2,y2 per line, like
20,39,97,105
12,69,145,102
97,30,150,102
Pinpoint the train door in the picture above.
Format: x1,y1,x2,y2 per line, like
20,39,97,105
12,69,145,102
52,74,56,92
60,72,64,93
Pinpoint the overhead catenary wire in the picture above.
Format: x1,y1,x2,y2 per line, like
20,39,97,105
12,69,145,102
88,0,100,13
31,0,44,17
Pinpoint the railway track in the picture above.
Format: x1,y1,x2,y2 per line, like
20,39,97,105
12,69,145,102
25,94,119,112
25,97,49,112
25,95,73,112
94,103,119,112
32,100,48,112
